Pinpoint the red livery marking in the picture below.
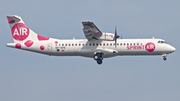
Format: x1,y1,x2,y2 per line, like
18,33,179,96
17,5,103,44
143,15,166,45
7,18,15,24
145,42,155,52
55,41,58,44
37,35,49,41
62,50,64,52
83,24,94,28
110,35,114,38
15,43,21,48
40,45,45,50
127,42,155,52
127,45,144,50
84,24,92,26
11,23,30,41
92,31,99,34
24,40,34,47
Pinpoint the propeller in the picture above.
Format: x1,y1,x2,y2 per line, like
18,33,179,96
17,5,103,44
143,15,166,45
114,26,119,47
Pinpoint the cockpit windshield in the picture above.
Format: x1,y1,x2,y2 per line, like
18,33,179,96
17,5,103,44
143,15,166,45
158,40,166,44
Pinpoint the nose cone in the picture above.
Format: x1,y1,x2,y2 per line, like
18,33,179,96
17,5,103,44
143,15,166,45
170,46,176,52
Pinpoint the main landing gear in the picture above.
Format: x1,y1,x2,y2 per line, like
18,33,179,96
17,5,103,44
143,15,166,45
93,52,103,65
162,54,167,61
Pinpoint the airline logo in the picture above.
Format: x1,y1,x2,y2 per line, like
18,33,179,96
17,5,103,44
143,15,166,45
145,42,155,52
127,45,144,50
11,23,30,41
127,42,155,52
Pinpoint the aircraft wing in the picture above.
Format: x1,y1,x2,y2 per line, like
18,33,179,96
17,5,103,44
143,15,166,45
82,21,102,40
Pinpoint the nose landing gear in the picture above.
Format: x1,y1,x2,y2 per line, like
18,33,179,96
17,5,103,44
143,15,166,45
93,52,103,65
162,54,167,61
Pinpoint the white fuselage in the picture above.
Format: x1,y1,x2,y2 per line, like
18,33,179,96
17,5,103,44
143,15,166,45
6,15,176,64
7,38,175,58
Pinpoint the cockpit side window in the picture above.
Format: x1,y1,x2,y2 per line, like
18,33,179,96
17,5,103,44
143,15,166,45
158,40,166,44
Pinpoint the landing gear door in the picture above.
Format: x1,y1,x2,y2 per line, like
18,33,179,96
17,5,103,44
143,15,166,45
47,43,52,51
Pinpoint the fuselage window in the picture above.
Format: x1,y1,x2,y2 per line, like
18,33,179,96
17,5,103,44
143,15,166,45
79,44,81,46
103,43,105,46
59,44,61,46
83,44,84,46
130,43,132,45
120,43,122,45
134,43,135,45
96,43,98,46
141,43,142,45
100,44,102,46
69,44,71,46
107,43,109,46
137,43,139,45
75,44,77,46
127,43,129,45
72,44,74,46
65,44,67,46
124,43,126,46
117,43,119,45
62,44,64,46
86,44,88,46
93,43,95,46
89,43,91,46
110,43,112,46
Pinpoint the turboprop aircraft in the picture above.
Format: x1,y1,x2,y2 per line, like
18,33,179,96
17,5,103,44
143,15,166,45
6,15,176,64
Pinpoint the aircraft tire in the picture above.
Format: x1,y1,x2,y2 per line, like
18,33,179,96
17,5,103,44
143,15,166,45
163,57,167,61
97,59,102,64
93,55,98,60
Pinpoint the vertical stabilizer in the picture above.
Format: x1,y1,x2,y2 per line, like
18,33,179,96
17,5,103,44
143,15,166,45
6,15,38,43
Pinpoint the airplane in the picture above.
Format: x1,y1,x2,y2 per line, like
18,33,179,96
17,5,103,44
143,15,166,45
6,15,176,65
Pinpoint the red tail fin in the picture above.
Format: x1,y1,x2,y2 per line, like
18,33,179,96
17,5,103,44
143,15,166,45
7,15,38,43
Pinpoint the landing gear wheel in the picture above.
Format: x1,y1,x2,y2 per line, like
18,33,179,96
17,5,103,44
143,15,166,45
93,52,103,64
93,53,103,60
93,55,98,60
97,59,102,65
162,54,167,61
163,57,167,61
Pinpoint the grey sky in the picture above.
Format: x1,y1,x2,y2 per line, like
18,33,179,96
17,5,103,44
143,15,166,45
0,0,180,101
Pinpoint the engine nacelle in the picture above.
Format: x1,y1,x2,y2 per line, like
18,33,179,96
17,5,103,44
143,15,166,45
98,33,114,41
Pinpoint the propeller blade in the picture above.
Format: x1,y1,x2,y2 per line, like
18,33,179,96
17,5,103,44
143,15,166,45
115,26,117,36
116,35,120,38
115,26,117,47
